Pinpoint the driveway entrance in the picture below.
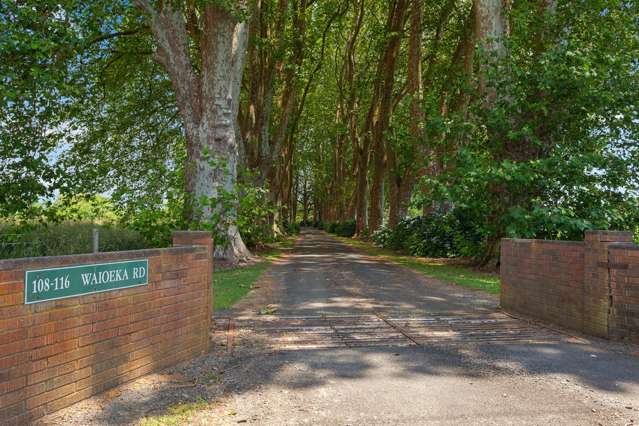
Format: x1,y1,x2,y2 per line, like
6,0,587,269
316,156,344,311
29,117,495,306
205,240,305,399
205,230,639,425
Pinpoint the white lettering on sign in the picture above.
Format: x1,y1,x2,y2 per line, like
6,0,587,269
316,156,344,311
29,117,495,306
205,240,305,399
80,268,131,286
132,266,146,279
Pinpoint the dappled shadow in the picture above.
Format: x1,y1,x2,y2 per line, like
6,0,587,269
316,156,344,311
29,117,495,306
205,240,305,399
263,228,497,317
82,328,639,425
40,229,639,425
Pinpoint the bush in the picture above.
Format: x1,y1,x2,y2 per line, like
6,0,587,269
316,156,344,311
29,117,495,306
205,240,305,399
372,210,483,258
299,219,314,227
0,222,150,259
326,220,356,237
283,221,301,235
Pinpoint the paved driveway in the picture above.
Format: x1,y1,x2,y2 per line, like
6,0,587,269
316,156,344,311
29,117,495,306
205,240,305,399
40,229,639,425
207,229,639,425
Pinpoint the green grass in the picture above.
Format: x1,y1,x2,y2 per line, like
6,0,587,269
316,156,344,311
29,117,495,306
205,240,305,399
139,400,210,426
335,236,501,295
213,237,296,311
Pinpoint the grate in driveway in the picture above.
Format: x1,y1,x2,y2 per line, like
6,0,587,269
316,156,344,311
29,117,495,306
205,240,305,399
213,311,569,351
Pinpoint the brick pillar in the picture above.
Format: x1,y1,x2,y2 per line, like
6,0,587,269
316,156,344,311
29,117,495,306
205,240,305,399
173,231,214,348
583,230,633,338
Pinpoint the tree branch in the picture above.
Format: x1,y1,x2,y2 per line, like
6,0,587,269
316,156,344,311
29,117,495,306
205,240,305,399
88,28,145,46
138,0,202,125
133,0,157,17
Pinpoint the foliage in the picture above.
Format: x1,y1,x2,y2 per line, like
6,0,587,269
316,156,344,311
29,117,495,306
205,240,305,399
0,221,149,259
2,0,638,263
123,198,185,249
235,181,277,248
282,221,301,235
326,220,356,237
416,0,639,259
372,210,483,258
44,195,119,224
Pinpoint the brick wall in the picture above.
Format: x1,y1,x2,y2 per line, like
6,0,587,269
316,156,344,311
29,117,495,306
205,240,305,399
582,231,633,337
0,231,213,425
608,244,639,342
500,239,585,331
500,230,636,342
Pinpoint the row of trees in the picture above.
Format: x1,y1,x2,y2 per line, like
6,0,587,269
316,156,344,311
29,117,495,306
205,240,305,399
295,0,638,263
1,0,637,263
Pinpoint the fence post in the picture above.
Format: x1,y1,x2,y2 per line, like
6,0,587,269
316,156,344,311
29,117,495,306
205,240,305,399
92,228,99,254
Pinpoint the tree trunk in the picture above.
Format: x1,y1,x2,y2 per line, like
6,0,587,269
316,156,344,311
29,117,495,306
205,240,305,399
340,0,366,236
243,0,289,184
388,172,415,228
388,0,423,228
354,140,369,235
367,0,409,233
474,0,511,266
475,0,510,100
136,1,251,262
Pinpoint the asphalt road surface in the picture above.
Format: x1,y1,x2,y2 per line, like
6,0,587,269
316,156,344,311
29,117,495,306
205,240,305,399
204,229,639,425
40,229,639,425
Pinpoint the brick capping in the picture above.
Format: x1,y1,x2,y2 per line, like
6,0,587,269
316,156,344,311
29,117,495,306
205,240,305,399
0,246,206,271
501,238,585,246
501,230,638,343
609,242,639,250
0,231,214,425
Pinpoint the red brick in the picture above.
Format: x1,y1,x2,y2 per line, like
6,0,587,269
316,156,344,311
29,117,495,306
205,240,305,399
26,382,75,410
29,338,77,361
0,377,26,396
0,282,22,296
0,233,212,422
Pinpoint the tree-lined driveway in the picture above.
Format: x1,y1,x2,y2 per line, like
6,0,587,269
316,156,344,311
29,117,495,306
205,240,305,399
208,229,639,425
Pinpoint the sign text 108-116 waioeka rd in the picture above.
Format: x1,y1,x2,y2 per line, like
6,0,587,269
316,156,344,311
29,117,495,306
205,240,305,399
24,259,148,304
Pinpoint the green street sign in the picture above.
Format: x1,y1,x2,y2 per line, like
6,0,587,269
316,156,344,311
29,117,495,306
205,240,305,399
24,259,149,304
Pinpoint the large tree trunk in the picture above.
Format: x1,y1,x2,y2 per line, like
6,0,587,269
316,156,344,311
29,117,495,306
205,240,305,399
136,1,251,262
367,0,409,233
474,0,511,267
475,0,510,100
339,0,366,236
388,0,423,228
213,14,251,261
242,0,289,183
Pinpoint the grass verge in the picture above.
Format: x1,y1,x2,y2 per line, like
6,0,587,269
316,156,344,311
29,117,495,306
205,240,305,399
139,400,210,426
213,237,296,311
335,236,501,295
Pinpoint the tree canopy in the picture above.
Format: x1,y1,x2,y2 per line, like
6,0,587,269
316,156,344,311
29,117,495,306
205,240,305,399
1,0,637,262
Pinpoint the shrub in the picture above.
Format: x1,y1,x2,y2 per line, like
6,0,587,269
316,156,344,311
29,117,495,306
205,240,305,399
326,220,356,237
371,226,393,247
299,219,314,227
283,221,301,235
0,222,150,259
336,220,356,237
372,210,484,259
